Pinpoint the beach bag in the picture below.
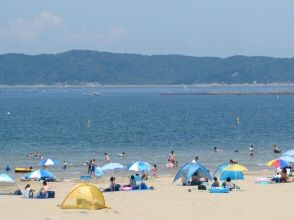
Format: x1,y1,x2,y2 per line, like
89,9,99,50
198,185,206,190
140,183,148,190
47,191,55,198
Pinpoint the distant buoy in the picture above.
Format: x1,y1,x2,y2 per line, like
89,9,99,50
7,112,11,115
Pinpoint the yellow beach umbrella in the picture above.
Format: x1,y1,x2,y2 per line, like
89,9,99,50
224,164,249,172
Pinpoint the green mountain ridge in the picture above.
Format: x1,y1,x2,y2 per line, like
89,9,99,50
1,50,294,85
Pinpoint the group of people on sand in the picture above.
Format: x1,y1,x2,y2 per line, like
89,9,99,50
273,167,293,183
103,174,152,192
24,181,50,198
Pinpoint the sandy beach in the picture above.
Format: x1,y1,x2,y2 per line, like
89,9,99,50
1,172,294,220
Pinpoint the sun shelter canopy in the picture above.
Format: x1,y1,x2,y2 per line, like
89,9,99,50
221,170,244,180
213,163,230,177
173,162,212,183
61,184,106,210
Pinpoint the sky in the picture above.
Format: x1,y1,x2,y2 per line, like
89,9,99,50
0,0,294,57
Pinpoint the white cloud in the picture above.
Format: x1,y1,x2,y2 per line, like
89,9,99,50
0,12,63,42
65,25,128,45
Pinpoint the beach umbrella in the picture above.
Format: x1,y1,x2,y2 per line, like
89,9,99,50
0,174,14,183
94,167,104,177
173,162,212,183
266,159,289,168
40,158,59,166
101,162,124,171
23,169,55,180
282,149,294,157
128,161,152,172
279,155,294,163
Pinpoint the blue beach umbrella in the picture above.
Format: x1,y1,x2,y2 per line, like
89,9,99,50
173,162,212,183
279,155,294,163
40,158,60,166
282,149,294,157
23,169,55,180
0,174,15,183
128,161,152,172
101,162,124,171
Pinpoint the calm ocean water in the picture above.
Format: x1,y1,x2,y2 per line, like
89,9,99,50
1,86,294,179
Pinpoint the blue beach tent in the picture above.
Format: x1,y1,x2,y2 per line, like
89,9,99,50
173,162,212,183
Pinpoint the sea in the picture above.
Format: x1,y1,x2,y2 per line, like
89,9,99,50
1,85,294,179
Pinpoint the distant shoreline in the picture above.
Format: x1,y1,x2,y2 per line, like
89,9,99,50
1,82,294,88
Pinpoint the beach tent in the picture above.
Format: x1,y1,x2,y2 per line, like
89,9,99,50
214,163,247,180
220,170,244,180
0,174,20,195
213,163,230,177
223,164,248,180
173,162,212,183
23,169,56,181
61,184,106,210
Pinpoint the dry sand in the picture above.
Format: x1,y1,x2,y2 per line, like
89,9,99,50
1,173,294,220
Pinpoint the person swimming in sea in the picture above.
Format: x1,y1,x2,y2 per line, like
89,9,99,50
273,144,281,153
104,153,110,162
118,152,126,157
214,147,223,152
249,145,255,156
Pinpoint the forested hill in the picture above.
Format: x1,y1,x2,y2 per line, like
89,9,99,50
1,50,294,85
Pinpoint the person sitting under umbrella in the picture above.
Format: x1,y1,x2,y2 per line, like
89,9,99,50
124,175,139,189
141,170,148,180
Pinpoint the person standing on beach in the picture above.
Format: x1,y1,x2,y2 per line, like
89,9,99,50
192,156,199,163
88,159,92,175
63,161,67,170
169,151,177,167
151,164,159,178
91,159,96,178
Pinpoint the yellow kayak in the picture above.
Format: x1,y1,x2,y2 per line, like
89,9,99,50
14,167,34,173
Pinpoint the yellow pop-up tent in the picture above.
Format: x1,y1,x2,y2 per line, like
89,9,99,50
61,183,107,210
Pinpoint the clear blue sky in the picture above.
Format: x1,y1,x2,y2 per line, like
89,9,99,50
0,0,294,57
